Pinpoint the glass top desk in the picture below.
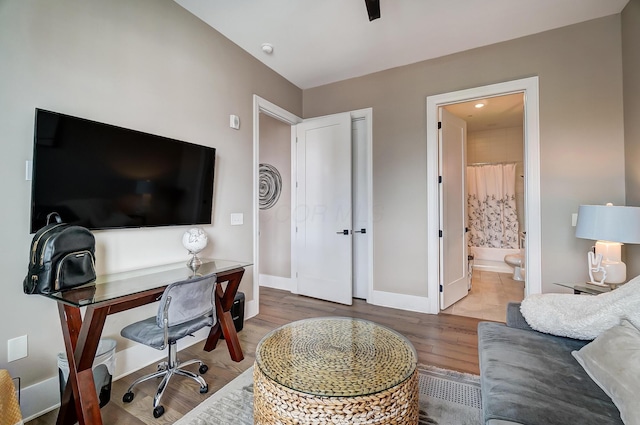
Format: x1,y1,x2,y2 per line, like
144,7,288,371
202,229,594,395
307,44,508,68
44,258,251,425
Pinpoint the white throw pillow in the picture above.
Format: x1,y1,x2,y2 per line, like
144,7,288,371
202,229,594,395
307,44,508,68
572,319,640,425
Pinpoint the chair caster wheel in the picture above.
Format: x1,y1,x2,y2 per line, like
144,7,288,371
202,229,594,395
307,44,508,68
122,392,134,403
200,384,208,394
199,364,208,374
153,405,165,418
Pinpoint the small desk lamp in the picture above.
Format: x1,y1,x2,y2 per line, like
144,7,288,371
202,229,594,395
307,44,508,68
575,204,640,286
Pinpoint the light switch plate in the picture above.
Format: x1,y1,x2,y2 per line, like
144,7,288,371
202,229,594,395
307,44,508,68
230,213,243,226
26,160,33,181
8,335,27,362
572,213,578,227
229,115,240,130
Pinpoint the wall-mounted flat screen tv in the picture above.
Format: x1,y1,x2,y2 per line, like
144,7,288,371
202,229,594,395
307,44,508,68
30,108,216,233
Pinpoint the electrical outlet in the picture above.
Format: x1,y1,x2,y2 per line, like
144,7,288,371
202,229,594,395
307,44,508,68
8,335,27,362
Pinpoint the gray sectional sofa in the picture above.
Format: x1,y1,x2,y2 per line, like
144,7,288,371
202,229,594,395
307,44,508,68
477,302,623,425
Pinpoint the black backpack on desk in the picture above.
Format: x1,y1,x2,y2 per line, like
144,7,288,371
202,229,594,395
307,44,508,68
24,212,96,295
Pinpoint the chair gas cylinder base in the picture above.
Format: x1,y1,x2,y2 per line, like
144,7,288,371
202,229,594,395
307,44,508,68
120,274,217,418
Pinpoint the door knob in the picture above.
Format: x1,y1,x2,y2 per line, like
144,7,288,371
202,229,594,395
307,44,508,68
354,228,367,234
336,230,349,235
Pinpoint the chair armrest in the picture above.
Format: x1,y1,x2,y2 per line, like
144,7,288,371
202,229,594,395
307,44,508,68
505,302,533,331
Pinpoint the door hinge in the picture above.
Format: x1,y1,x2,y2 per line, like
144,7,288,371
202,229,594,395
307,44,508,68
439,230,443,237
439,284,443,292
438,175,442,184
438,121,442,130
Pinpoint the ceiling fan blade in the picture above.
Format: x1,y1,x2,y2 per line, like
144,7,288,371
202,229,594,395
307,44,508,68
364,0,380,21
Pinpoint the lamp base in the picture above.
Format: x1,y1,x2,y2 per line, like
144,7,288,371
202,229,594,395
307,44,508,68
602,261,626,285
187,252,202,272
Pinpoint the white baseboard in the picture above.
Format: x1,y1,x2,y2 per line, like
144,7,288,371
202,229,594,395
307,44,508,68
23,305,259,422
20,376,60,422
369,289,435,314
245,298,258,319
259,274,294,292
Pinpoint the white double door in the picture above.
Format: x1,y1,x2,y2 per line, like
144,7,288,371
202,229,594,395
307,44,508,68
294,112,369,305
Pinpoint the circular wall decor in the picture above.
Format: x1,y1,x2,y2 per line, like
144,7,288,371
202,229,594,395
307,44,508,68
259,163,282,210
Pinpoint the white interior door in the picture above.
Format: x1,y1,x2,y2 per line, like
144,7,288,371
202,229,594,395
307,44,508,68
295,113,353,305
439,108,469,310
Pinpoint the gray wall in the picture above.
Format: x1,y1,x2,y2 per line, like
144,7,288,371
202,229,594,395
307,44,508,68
2,0,638,400
303,15,626,296
623,0,640,276
0,0,301,387
259,114,292,278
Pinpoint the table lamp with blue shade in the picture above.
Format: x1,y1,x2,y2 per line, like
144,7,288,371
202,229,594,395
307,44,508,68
575,203,640,287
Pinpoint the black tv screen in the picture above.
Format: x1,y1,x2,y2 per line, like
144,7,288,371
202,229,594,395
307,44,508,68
30,109,216,233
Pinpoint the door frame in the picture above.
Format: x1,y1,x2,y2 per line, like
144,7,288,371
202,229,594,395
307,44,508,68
351,110,374,301
425,77,542,314
253,96,374,309
252,95,302,314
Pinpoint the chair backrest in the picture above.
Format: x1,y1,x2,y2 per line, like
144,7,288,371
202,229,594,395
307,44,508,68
156,274,217,328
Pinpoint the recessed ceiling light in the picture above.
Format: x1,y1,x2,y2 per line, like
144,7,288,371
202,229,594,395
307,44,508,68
261,43,274,54
474,103,485,109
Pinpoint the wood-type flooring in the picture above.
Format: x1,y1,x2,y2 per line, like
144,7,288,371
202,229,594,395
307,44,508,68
28,286,486,425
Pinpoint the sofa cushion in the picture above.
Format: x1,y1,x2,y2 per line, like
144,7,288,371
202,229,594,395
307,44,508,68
478,322,623,425
572,319,640,425
505,301,533,331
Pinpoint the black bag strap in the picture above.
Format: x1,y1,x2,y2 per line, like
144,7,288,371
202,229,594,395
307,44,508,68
46,212,62,225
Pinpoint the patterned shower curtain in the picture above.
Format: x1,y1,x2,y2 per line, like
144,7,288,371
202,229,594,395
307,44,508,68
467,163,519,249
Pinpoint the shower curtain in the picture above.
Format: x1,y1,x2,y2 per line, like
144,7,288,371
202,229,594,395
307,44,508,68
467,163,519,249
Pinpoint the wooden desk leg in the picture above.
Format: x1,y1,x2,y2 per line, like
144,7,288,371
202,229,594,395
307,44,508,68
57,305,80,425
57,304,108,425
203,268,244,361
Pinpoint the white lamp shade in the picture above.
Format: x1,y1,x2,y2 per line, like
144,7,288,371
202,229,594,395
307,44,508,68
575,205,640,244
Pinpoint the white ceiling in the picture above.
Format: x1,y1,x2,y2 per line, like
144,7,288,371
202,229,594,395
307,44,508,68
175,0,629,90
445,93,523,132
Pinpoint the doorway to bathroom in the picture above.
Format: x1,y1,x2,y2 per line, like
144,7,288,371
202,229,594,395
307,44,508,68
425,77,542,320
441,94,526,320
449,94,525,273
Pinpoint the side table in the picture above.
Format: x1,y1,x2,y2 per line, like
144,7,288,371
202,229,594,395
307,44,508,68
554,282,611,295
253,317,419,424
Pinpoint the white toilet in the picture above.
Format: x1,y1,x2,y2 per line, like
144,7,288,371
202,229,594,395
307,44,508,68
504,251,525,281
504,232,526,281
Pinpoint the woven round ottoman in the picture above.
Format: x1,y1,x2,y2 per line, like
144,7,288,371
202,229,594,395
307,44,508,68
253,317,418,425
